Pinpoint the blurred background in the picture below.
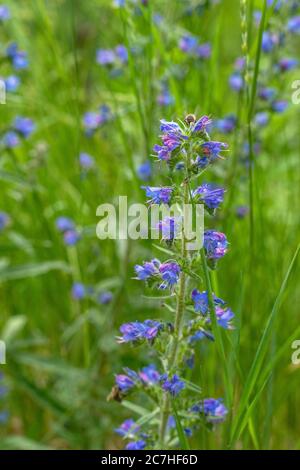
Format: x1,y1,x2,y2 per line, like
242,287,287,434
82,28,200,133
0,0,299,449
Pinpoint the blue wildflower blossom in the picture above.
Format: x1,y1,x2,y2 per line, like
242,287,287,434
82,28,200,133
236,205,249,219
126,440,146,450
142,186,173,205
191,289,225,315
255,112,269,127
4,75,20,92
272,100,288,113
79,152,94,170
71,283,86,300
214,115,236,134
0,5,10,21
63,230,80,246
157,217,180,241
0,212,9,232
115,45,128,64
117,320,162,343
134,259,158,280
6,43,28,70
288,15,300,34
277,58,298,72
14,117,35,138
197,43,211,59
192,398,228,423
200,141,228,161
193,183,225,210
162,374,185,397
56,216,74,232
139,364,160,385
153,120,187,161
159,262,181,288
179,35,198,53
192,115,212,133
96,49,115,65
115,419,140,437
99,291,113,305
229,73,244,92
262,31,278,52
2,131,19,148
115,374,135,392
258,87,276,101
157,87,174,107
137,161,152,181
204,230,228,259
215,306,234,329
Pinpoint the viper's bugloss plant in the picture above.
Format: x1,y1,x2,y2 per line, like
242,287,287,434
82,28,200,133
109,114,234,450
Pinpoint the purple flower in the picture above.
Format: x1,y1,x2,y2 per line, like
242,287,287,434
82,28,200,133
272,100,288,113
137,161,152,181
197,43,211,59
99,291,113,304
288,16,300,34
72,282,86,300
142,186,173,205
204,230,228,259
162,374,185,397
153,120,186,161
134,260,158,280
229,73,244,92
0,212,9,232
254,112,269,127
215,306,234,329
115,45,128,63
0,5,10,21
126,440,146,450
79,152,94,169
179,35,198,53
201,141,228,161
118,320,162,343
2,131,19,148
14,117,35,138
157,88,174,107
115,419,140,437
159,262,181,288
83,112,102,133
277,58,298,72
56,216,74,232
193,183,225,210
262,31,278,52
214,115,236,134
191,289,225,315
96,49,115,65
192,115,212,133
4,75,20,92
115,374,135,392
139,364,160,385
236,205,249,219
63,230,80,246
258,87,276,101
157,217,179,241
191,398,228,423
6,43,28,70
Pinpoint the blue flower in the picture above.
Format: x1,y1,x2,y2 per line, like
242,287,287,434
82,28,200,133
14,117,35,138
115,419,140,437
0,5,10,21
288,15,300,34
137,161,152,181
272,100,288,113
72,283,86,300
159,262,181,288
236,205,249,219
191,289,225,315
134,260,158,280
254,112,269,127
197,43,211,59
157,217,180,241
179,35,198,53
204,230,228,259
0,212,9,232
191,398,228,423
200,141,228,161
115,45,128,64
157,88,174,107
118,320,162,343
258,87,276,101
139,364,161,385
99,291,113,304
126,440,146,450
214,115,236,134
193,183,225,210
96,49,115,65
142,186,173,205
115,374,135,392
63,230,80,246
277,58,298,72
192,115,212,133
4,75,20,92
262,31,278,52
2,131,19,148
79,152,94,169
6,43,28,70
215,306,234,329
229,73,244,92
153,120,186,161
162,374,185,397
56,216,74,232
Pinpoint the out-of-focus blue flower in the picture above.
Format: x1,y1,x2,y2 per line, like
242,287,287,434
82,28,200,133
99,291,113,305
96,49,115,65
262,31,278,52
179,34,198,53
135,259,158,280
277,58,298,72
214,115,236,134
191,289,225,315
115,374,135,392
157,88,174,107
235,57,246,72
287,15,300,34
63,229,80,246
159,262,181,288
215,306,234,329
0,212,9,232
118,320,162,343
142,186,173,205
137,161,152,181
236,205,249,219
113,0,125,7
4,75,20,92
115,45,128,63
204,230,228,259
162,374,185,397
83,105,111,135
255,112,269,127
193,183,225,210
72,282,86,300
115,419,140,437
2,131,19,148
191,398,228,423
0,5,10,20
258,87,276,101
139,364,160,385
126,440,146,450
6,43,28,70
197,43,211,59
79,152,94,170
56,216,74,232
272,100,288,113
14,116,35,137
157,217,179,241
229,73,244,92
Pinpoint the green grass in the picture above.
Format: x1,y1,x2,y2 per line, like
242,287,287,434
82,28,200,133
0,0,299,450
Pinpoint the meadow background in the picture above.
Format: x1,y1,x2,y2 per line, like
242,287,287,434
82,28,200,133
0,0,299,450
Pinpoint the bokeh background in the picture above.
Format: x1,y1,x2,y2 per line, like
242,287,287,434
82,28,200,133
0,0,299,449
